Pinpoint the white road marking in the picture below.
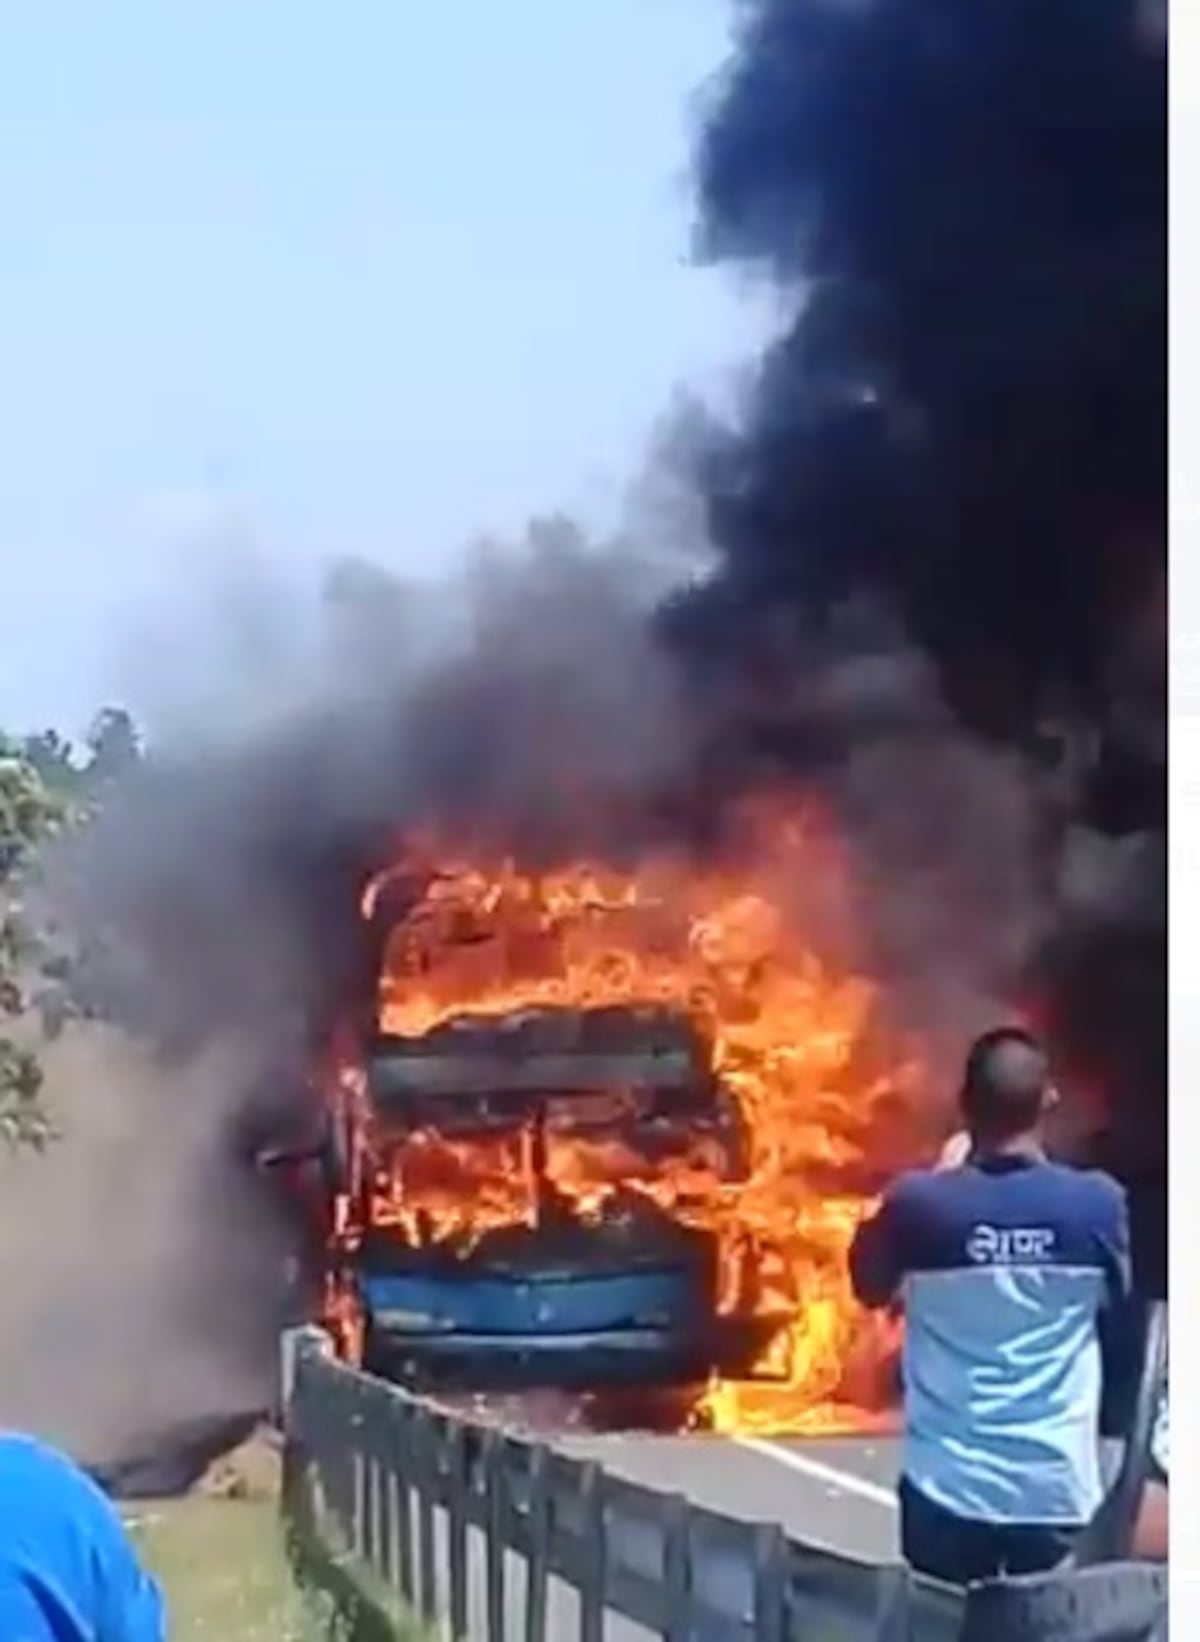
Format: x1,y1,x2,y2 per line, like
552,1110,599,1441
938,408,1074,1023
733,1436,898,1510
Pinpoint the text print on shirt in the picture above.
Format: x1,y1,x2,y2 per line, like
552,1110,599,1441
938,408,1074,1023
965,1224,1057,1263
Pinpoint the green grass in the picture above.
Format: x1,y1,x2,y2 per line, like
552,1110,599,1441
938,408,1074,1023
126,1487,436,1640
127,1497,339,1640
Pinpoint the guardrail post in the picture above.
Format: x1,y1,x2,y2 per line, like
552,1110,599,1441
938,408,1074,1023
370,1444,387,1575
280,1325,332,1428
578,1463,605,1642
447,1424,469,1641
352,1439,368,1562
483,1430,507,1642
874,1566,915,1642
392,1402,415,1607
280,1327,302,1422
328,1376,353,1539
381,1463,397,1590
392,1398,420,1602
278,1329,313,1582
525,1445,550,1642
662,1494,691,1642
752,1522,787,1642
417,1409,438,1628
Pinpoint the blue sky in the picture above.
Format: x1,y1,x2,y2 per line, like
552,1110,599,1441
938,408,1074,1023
0,1,759,733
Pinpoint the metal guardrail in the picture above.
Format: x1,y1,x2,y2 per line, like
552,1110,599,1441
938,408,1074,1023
280,1327,962,1640
279,1324,1168,1641
957,1563,1169,1642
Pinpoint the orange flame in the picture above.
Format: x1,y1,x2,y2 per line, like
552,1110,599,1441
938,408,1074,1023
350,798,933,1433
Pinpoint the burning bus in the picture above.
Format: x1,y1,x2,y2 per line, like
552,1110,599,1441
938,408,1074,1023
265,803,916,1427
320,1002,778,1387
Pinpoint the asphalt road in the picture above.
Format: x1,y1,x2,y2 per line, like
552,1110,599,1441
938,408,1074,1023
556,1430,902,1563
435,1389,905,1563
550,1429,1126,1566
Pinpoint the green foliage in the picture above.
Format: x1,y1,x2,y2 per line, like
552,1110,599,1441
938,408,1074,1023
2,708,144,1138
0,707,147,1146
0,1039,50,1150
0,744,65,1147
20,705,142,806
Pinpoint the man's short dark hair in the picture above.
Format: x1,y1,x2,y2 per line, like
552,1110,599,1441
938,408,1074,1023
961,1026,1051,1135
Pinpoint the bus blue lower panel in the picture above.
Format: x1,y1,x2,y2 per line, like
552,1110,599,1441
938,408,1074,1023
360,1265,709,1339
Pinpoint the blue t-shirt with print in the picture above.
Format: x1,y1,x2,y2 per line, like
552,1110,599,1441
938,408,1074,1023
850,1154,1130,1526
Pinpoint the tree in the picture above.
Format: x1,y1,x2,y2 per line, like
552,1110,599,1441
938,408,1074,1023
85,707,141,785
21,728,83,799
0,744,65,1148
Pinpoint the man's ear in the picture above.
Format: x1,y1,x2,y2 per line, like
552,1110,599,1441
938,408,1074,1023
1043,1083,1062,1114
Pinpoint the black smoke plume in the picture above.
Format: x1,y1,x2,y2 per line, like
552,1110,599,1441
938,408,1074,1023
675,0,1163,731
665,0,1165,1283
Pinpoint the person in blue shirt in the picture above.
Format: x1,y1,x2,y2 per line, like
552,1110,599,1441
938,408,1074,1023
0,1433,165,1641
849,1025,1131,1585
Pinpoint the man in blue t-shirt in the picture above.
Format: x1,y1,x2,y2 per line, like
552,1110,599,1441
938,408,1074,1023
850,1026,1131,1585
0,1433,165,1640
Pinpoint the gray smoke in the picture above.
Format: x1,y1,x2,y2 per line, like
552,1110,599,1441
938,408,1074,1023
3,490,1077,1481
1,526,698,1477
0,1027,292,1486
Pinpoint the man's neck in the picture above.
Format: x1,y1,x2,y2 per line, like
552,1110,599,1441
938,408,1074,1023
968,1132,1046,1164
